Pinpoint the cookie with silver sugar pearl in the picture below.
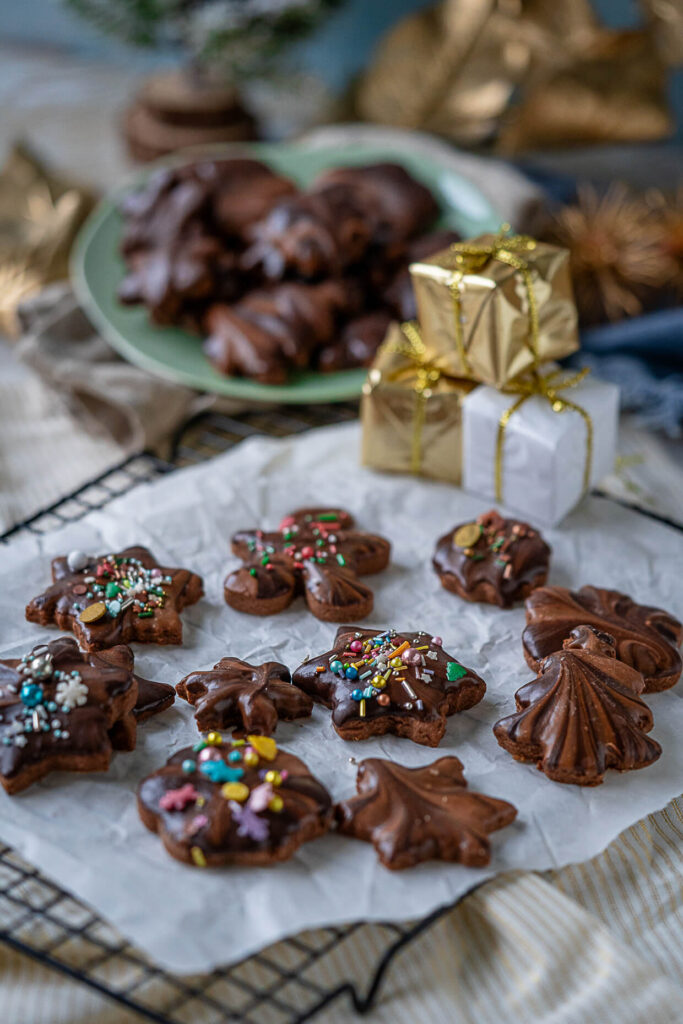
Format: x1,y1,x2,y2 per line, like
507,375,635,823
138,734,333,866
0,637,139,794
176,657,312,736
292,627,486,747
26,545,204,652
336,756,517,869
433,509,551,609
224,507,390,622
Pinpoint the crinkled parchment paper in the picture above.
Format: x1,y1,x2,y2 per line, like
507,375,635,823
0,423,681,972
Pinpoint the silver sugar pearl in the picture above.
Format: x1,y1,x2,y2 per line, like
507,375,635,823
30,654,53,680
67,550,90,573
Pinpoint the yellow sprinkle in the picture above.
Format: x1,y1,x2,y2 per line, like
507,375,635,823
206,731,223,746
415,646,429,651
191,846,207,868
360,698,366,718
221,782,249,802
268,794,284,812
196,796,206,808
248,735,278,761
79,601,106,624
231,739,245,747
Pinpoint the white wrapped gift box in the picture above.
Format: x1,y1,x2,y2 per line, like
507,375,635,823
462,370,620,526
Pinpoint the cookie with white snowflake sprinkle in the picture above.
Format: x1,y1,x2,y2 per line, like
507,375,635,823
26,546,204,651
292,627,486,746
138,733,333,866
0,637,138,794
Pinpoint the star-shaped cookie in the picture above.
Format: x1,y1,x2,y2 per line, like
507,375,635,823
522,584,682,692
336,756,517,869
97,645,175,751
26,545,204,651
138,734,333,866
224,507,391,622
495,625,662,785
176,658,313,735
292,627,486,746
0,637,138,794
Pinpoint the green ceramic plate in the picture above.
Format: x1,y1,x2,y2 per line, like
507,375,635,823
71,140,502,404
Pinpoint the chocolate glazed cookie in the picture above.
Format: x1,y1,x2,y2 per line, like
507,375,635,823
522,585,682,693
293,627,485,746
495,626,661,786
26,546,204,652
138,735,332,867
0,637,139,794
433,510,551,608
224,507,390,623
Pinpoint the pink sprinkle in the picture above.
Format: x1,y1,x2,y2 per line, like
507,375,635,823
160,784,198,811
279,516,295,530
198,748,214,762
186,814,208,836
329,545,337,554
431,636,443,647
248,782,273,813
279,770,289,781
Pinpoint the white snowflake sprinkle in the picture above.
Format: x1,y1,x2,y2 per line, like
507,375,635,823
55,676,89,711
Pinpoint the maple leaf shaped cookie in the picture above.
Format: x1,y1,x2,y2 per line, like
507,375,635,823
0,637,138,794
26,546,204,652
522,584,682,693
495,625,662,785
224,507,390,622
176,658,313,735
336,756,517,869
293,627,485,746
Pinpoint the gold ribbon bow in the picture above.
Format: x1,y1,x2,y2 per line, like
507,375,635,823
382,320,445,474
495,367,594,502
444,226,539,378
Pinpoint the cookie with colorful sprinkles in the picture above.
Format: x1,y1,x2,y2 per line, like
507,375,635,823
433,509,551,609
224,507,390,622
336,756,517,869
26,546,204,651
292,628,486,746
177,657,313,735
0,637,139,794
138,734,333,866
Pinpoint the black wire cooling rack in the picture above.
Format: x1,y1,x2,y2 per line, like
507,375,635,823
0,401,459,1024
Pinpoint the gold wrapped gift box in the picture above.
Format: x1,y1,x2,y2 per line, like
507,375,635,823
410,232,579,389
361,321,476,484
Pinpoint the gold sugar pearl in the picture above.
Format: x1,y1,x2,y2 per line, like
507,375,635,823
243,749,259,767
268,795,284,812
264,770,282,787
206,731,223,746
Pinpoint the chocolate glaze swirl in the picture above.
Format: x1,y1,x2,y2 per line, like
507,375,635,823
176,657,312,735
522,585,682,692
496,625,662,785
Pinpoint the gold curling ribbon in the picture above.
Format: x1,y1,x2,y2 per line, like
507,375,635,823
382,320,443,474
444,226,539,378
495,368,594,503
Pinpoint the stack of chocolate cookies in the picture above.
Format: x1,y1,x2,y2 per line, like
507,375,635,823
117,157,457,383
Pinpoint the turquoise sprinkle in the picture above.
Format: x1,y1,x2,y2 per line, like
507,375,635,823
199,761,244,784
